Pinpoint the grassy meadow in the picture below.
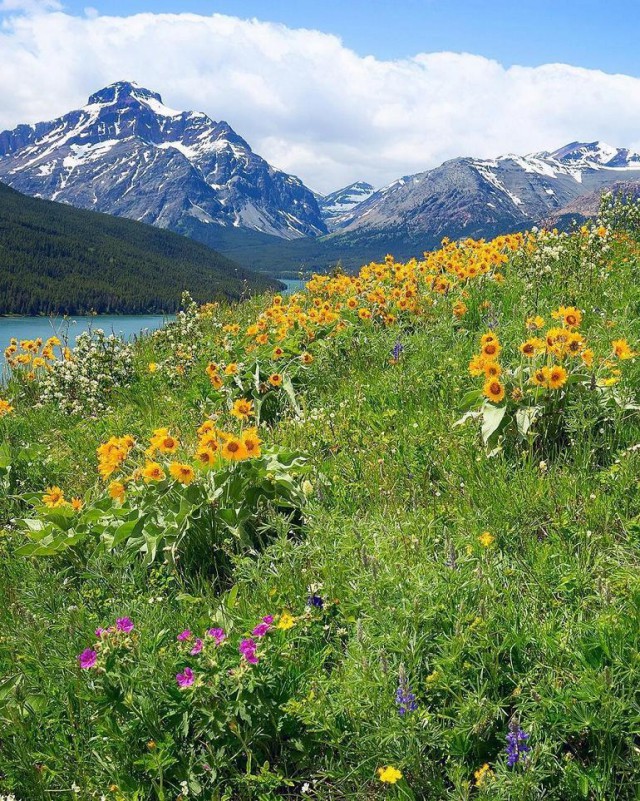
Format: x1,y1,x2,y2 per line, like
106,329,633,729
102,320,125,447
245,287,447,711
0,197,639,800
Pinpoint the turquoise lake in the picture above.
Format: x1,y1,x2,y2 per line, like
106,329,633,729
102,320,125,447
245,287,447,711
0,279,308,366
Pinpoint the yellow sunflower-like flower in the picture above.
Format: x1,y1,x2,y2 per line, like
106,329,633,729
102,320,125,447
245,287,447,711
195,447,217,467
547,365,568,390
242,428,262,459
483,378,505,404
612,339,635,360
169,462,196,485
108,481,126,502
142,462,165,482
552,305,582,329
221,437,249,461
231,398,254,420
42,486,66,508
0,398,14,416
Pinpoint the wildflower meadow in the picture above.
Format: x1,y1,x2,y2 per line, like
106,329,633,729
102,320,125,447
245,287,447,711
0,193,639,800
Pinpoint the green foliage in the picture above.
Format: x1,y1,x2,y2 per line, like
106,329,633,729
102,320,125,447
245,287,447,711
0,213,639,800
15,448,307,571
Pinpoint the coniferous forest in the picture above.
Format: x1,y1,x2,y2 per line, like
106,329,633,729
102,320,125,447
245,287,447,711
0,182,281,315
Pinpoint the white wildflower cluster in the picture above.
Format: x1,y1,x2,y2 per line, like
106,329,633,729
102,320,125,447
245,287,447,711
38,329,134,415
150,292,214,383
521,223,611,290
598,190,640,235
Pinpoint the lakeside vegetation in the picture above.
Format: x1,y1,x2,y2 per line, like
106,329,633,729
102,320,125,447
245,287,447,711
0,194,639,800
0,182,280,315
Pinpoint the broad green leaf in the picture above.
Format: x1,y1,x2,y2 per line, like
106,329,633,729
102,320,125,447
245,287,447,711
481,402,508,445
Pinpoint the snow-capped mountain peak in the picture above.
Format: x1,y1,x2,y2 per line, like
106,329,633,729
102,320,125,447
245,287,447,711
318,181,375,229
548,140,640,169
0,82,326,240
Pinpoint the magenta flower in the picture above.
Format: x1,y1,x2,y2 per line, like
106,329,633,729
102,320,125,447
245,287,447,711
190,638,203,655
177,629,192,641
95,627,106,637
176,667,195,687
252,622,270,637
239,638,259,664
262,615,274,624
206,627,226,645
78,648,97,669
116,617,134,633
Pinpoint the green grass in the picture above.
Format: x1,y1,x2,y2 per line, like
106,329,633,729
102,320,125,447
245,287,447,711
0,223,639,800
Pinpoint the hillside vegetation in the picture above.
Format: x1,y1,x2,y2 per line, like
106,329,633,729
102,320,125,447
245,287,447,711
0,182,280,315
0,194,639,801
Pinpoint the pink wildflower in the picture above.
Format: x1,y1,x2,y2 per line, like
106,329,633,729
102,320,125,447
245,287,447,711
176,667,195,687
239,638,259,664
78,648,97,669
206,627,226,645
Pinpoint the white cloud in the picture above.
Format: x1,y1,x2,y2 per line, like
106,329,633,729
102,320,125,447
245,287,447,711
1,10,640,193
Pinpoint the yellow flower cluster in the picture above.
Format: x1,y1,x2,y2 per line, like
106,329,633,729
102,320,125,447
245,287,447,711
94,419,263,504
469,306,634,404
4,336,65,380
0,398,14,417
41,485,83,511
212,235,527,383
97,435,136,480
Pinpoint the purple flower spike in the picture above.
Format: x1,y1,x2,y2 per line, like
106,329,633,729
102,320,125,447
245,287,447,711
177,629,192,641
395,675,418,716
78,648,97,669
190,638,203,655
206,627,226,645
116,617,134,633
176,667,195,688
506,719,531,767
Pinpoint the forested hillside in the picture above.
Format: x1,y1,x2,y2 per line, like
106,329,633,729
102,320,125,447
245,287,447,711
0,183,280,315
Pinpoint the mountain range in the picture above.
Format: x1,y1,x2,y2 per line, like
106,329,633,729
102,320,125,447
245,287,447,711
1,81,639,274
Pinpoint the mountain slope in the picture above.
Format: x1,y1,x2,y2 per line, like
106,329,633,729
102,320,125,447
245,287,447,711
0,81,326,242
543,179,640,229
0,182,281,315
336,141,640,240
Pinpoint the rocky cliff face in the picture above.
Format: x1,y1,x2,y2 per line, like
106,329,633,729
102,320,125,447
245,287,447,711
0,81,327,240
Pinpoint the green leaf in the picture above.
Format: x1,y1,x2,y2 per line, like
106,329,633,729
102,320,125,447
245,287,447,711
515,405,541,437
226,584,239,609
481,402,508,445
0,442,11,469
458,389,483,412
282,373,301,415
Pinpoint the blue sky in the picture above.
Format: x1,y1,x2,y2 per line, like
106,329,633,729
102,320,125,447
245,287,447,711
2,0,640,191
40,0,640,75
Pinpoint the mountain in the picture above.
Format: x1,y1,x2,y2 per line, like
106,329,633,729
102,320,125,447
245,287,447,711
334,141,640,242
0,81,326,243
318,182,375,229
543,178,640,229
0,181,280,315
